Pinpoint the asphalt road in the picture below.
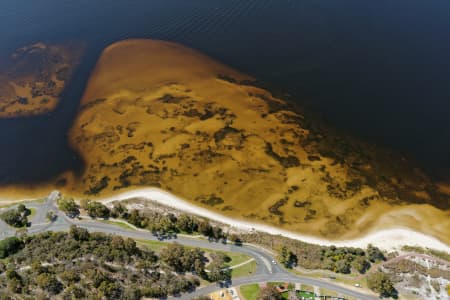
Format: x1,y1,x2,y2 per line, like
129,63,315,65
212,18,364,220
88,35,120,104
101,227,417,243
0,194,378,300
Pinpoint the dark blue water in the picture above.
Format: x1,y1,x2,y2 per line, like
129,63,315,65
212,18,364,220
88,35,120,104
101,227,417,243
1,0,450,183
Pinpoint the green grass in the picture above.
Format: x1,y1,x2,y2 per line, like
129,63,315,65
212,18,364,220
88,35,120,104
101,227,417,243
100,220,135,230
136,239,169,253
28,208,36,219
224,251,253,267
240,283,260,300
297,291,315,299
231,260,257,278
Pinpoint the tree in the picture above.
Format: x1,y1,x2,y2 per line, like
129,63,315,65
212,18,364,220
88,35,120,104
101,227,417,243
111,235,125,250
176,214,197,233
31,260,46,274
69,225,90,241
160,244,206,273
160,243,186,272
86,201,110,219
127,210,146,228
208,262,231,282
289,252,298,268
7,277,22,293
123,286,141,300
35,273,63,294
278,246,297,268
97,280,122,299
60,269,80,284
212,226,223,240
335,260,351,274
279,246,289,267
46,211,56,222
58,198,79,216
124,238,138,255
17,204,26,213
352,256,371,274
198,221,213,237
229,234,242,246
1,209,28,227
111,203,128,218
63,284,85,298
258,285,282,300
367,271,397,298
207,251,231,282
6,269,21,281
367,244,385,262
194,258,206,277
0,237,23,258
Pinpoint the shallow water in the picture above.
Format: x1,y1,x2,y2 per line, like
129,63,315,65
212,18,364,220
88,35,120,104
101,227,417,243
0,0,450,184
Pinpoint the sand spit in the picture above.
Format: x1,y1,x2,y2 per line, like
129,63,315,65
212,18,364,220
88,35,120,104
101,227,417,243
1,39,449,249
99,187,450,253
64,39,450,244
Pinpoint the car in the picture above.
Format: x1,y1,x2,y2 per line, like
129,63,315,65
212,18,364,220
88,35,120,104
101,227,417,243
271,259,277,265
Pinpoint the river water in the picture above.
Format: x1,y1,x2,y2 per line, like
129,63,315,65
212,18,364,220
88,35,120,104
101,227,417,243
1,0,449,184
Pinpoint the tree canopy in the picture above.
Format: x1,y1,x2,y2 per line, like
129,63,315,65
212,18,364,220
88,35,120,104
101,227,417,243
367,271,397,298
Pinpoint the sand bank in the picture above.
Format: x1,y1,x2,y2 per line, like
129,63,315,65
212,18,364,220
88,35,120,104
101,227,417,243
99,187,450,252
66,39,450,245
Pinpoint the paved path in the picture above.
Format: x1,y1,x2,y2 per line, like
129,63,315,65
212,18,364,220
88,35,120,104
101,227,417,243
30,191,60,226
0,218,15,239
228,258,254,270
0,192,378,300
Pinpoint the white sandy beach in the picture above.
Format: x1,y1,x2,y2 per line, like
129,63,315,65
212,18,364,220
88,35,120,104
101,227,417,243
98,187,450,253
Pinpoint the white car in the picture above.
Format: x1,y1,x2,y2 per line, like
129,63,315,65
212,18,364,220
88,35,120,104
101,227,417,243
271,259,277,265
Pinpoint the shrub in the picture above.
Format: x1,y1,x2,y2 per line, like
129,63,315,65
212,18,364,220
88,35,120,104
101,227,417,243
367,244,385,262
0,237,23,258
367,271,397,298
58,198,79,216
35,273,63,294
86,201,110,219
1,208,28,227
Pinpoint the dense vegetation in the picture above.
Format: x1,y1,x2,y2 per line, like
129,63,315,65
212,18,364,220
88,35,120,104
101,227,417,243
57,198,80,216
401,245,450,262
110,203,385,275
0,204,30,227
72,201,386,276
0,226,229,299
79,202,228,241
84,200,111,219
241,232,385,274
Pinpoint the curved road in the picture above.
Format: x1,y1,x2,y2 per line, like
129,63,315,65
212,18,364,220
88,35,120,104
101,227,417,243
1,195,377,300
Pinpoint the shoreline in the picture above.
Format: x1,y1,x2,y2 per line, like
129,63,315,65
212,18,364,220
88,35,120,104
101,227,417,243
97,187,450,253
